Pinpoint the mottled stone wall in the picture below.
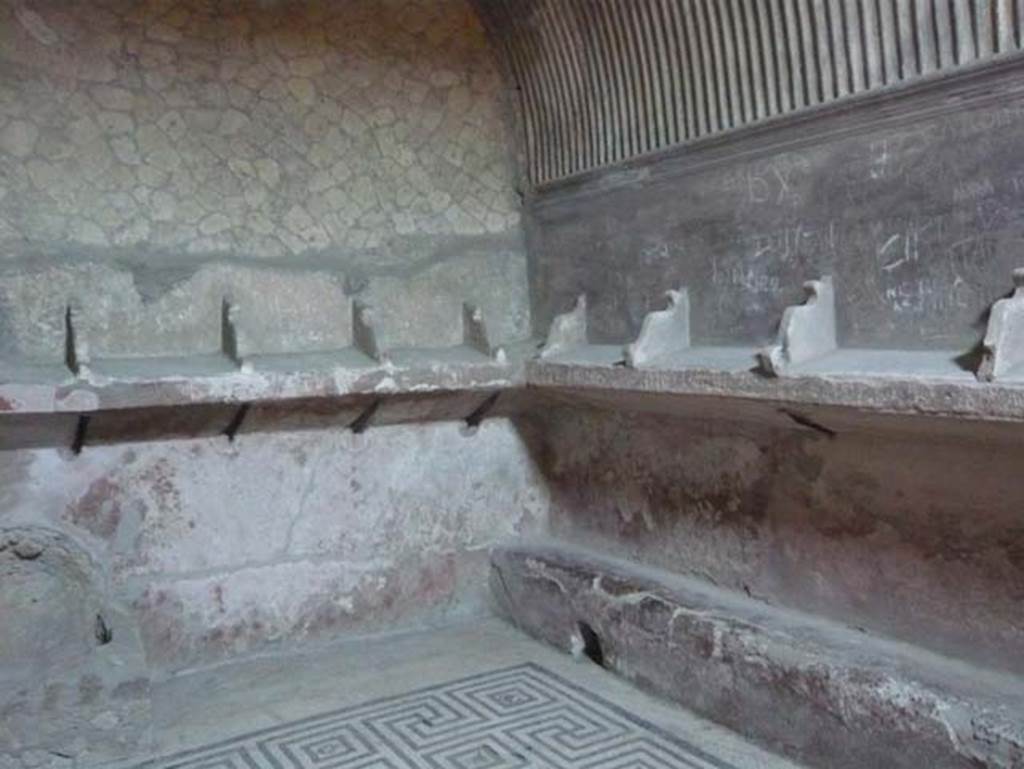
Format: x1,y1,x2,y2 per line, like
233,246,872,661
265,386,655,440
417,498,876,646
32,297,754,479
0,0,520,261
0,417,547,765
515,405,1024,676
1,419,547,673
0,527,150,767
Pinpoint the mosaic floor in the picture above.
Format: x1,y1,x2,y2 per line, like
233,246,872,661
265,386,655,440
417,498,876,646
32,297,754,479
136,663,737,769
128,619,801,769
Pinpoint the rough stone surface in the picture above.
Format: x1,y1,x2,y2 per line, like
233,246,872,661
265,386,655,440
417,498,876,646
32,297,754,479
513,402,1024,676
0,418,548,671
491,544,1024,769
0,527,151,768
525,64,1024,352
0,528,103,681
0,253,530,366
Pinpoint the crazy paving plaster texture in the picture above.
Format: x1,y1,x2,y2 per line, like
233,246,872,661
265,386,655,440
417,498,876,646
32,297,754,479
0,418,548,671
515,406,1024,677
0,0,520,261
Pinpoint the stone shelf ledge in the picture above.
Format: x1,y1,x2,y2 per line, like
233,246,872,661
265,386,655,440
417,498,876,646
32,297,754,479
0,348,528,451
526,357,1024,424
527,273,1024,424
3,343,1024,452
4,344,1024,440
0,351,523,418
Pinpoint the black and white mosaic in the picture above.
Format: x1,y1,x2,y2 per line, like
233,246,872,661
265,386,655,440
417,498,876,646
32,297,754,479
136,664,739,769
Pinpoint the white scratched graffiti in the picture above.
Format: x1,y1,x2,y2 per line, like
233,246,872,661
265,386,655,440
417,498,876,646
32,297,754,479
874,213,985,315
638,241,677,266
866,129,931,181
883,277,970,314
952,177,995,203
722,155,811,206
876,216,943,273
739,220,837,264
711,261,781,293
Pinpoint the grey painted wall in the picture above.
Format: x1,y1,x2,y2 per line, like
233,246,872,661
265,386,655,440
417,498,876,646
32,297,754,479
511,47,1024,684
525,62,1024,352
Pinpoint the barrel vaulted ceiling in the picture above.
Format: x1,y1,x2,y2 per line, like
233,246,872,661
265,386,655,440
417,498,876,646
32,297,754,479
475,0,1024,186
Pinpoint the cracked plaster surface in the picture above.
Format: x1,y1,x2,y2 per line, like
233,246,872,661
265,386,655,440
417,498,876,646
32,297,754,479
0,0,521,261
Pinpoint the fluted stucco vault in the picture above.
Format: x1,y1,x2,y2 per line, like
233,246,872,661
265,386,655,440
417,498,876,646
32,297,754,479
476,0,1024,185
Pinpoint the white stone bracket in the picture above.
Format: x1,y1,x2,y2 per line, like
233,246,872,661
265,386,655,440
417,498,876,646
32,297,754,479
759,276,837,377
65,300,91,378
463,302,506,363
538,294,588,360
353,301,389,364
624,288,691,369
978,269,1024,382
221,298,252,373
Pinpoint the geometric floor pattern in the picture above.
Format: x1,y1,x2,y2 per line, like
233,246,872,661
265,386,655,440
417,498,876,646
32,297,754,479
134,664,740,769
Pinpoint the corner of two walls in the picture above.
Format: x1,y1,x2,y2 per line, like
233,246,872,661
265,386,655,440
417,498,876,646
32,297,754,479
0,0,544,683
512,94,1024,678
478,0,1024,678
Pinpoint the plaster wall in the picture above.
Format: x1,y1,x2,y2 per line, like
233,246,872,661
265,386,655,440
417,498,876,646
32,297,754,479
525,71,1024,352
516,404,1024,677
0,0,535,676
0,2,539,764
0,0,520,262
2,419,547,672
0,418,548,764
